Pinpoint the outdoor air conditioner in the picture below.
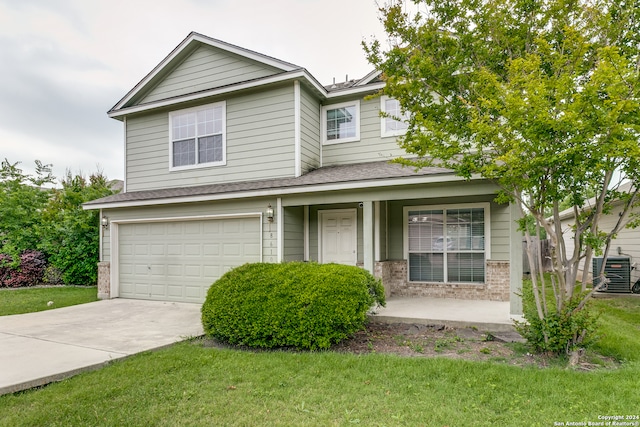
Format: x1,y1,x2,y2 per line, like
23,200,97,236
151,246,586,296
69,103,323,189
592,257,631,293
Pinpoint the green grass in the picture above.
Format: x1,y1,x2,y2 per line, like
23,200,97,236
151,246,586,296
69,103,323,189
591,296,640,362
0,296,637,426
0,286,98,316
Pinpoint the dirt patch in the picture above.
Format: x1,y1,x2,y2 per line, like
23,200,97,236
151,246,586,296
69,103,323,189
331,322,538,365
331,322,619,370
199,322,617,370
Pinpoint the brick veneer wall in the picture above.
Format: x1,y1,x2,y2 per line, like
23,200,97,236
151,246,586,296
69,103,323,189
97,262,110,300
374,260,510,301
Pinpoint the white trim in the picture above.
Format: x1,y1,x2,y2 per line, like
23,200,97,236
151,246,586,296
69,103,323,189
294,81,301,177
111,212,262,224
110,222,119,298
276,197,283,262
122,117,127,193
109,70,323,118
99,209,104,262
110,71,383,119
304,205,310,261
83,173,475,210
321,100,361,145
374,201,381,262
108,212,263,299
111,32,299,112
356,70,382,86
327,82,385,98
380,96,409,138
168,101,226,171
402,202,491,284
318,208,358,265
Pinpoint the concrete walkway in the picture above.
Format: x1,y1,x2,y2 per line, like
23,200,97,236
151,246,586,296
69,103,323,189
371,296,518,332
0,299,203,396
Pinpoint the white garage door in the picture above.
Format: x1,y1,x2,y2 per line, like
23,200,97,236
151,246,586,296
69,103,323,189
118,217,261,303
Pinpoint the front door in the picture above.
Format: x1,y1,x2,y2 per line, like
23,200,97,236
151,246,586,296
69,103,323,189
320,209,357,265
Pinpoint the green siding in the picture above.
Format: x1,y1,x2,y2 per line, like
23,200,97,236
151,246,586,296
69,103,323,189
300,86,320,173
321,96,407,166
283,206,304,261
126,85,296,192
139,44,281,104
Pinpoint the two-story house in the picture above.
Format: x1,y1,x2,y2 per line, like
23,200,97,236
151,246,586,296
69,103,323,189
84,32,523,317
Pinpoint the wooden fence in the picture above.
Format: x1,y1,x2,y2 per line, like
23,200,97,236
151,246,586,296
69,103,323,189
523,238,552,274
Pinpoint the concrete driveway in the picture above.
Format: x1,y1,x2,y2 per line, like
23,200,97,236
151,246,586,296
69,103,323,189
0,299,203,395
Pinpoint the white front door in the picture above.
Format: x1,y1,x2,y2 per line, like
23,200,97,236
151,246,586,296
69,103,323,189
320,209,357,265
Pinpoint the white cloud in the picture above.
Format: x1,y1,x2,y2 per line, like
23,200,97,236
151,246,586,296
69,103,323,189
0,0,388,184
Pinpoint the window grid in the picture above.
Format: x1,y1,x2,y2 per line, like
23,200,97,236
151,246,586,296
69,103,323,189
326,106,356,140
171,103,224,168
381,97,408,137
407,208,485,283
322,101,360,144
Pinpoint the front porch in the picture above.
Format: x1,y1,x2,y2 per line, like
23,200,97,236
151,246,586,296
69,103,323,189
370,296,521,333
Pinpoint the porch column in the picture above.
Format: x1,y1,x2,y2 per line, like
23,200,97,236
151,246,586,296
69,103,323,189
362,201,375,274
509,201,523,316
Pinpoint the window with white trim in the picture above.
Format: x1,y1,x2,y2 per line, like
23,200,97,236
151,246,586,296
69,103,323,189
406,206,487,283
321,101,360,144
169,102,226,170
381,96,409,137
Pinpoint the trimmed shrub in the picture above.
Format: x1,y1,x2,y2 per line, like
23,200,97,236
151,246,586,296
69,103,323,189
201,262,386,350
0,250,47,288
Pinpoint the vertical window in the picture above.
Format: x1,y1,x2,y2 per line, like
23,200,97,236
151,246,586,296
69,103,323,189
407,206,486,283
170,102,225,169
381,96,409,137
321,101,360,144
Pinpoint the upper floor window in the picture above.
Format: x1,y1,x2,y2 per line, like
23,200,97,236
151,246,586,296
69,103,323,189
169,102,226,170
381,96,409,137
321,101,360,144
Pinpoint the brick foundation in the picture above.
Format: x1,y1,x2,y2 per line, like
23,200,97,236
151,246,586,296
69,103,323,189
373,260,510,301
97,261,110,300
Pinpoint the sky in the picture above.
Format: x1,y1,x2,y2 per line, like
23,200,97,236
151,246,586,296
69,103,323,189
0,0,391,184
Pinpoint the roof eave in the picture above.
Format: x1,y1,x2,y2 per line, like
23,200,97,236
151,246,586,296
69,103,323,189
84,173,479,210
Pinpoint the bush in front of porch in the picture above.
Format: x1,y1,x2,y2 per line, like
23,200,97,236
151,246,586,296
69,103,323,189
201,262,385,350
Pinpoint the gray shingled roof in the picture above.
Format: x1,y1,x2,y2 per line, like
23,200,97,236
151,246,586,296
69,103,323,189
84,160,452,207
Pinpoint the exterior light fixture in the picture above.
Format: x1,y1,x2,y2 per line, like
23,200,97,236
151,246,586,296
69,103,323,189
266,204,274,222
101,215,109,229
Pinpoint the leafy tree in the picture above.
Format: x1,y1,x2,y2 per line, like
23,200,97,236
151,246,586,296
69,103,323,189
0,159,55,259
365,0,640,355
39,171,116,285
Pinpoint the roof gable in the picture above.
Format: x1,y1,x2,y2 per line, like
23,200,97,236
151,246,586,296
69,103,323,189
111,32,301,112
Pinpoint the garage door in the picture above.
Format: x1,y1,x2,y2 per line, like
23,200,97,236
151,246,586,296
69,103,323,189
118,217,261,303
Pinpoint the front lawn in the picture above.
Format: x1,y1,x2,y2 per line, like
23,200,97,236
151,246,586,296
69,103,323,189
0,286,98,316
0,296,638,426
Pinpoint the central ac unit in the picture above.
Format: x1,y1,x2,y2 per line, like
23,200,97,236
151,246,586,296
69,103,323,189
592,257,631,293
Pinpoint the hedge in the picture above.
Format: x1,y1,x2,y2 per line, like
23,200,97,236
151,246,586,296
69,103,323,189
201,262,386,350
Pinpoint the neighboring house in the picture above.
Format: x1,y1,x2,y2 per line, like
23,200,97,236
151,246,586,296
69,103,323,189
559,184,640,283
84,32,523,316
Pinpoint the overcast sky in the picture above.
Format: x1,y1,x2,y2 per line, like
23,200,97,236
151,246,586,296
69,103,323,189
0,0,390,184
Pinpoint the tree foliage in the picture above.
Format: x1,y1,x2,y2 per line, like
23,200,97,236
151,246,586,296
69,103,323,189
39,171,116,285
0,159,55,259
366,0,640,354
0,160,117,286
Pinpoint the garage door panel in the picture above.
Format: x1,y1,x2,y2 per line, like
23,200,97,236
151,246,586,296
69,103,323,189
167,264,183,277
119,217,260,302
244,243,261,257
184,244,201,256
150,244,165,255
167,244,182,255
